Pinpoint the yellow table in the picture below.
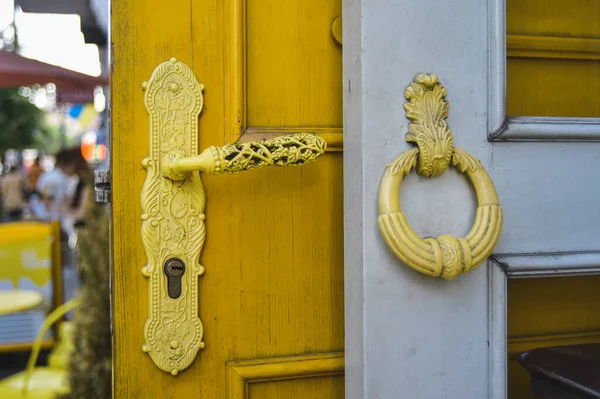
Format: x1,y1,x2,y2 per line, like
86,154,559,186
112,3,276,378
0,291,44,315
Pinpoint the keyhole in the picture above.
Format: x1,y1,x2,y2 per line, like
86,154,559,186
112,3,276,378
164,258,185,299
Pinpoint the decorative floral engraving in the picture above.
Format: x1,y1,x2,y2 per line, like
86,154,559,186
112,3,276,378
161,133,327,179
209,133,327,174
140,58,205,375
140,59,329,375
404,74,454,178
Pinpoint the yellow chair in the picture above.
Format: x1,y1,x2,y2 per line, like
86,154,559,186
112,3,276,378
0,298,79,398
0,221,64,353
47,322,75,370
0,291,44,315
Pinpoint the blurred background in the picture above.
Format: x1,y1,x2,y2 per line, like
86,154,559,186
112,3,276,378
0,1,111,398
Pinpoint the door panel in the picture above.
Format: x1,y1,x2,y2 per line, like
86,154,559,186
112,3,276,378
492,143,600,253
506,0,600,118
248,378,344,399
507,58,600,117
227,0,343,143
507,0,600,37
507,276,600,399
504,1,600,397
246,0,343,127
112,0,343,397
508,276,600,338
343,0,600,397
227,352,344,398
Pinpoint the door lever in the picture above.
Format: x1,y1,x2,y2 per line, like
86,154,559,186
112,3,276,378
140,58,326,375
162,133,326,181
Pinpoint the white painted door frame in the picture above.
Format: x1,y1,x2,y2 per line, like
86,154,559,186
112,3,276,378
343,0,600,397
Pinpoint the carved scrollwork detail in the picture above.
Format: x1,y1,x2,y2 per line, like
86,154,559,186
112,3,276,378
386,148,418,177
140,58,205,375
378,74,503,280
140,59,328,375
161,133,326,179
208,133,327,174
452,147,482,173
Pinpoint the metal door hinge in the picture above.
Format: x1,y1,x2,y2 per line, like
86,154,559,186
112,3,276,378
94,170,111,203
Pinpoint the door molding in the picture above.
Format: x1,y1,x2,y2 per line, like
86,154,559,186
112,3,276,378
493,251,600,277
491,117,600,142
487,0,600,280
226,0,344,149
488,260,508,399
226,352,344,398
487,0,600,142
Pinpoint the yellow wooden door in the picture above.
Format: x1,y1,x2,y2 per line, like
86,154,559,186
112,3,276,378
111,0,344,397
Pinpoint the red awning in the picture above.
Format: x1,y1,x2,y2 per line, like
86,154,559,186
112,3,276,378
0,50,108,90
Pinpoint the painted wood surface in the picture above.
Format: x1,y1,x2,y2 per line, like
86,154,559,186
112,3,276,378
111,0,600,397
504,0,600,397
344,0,600,397
507,276,600,399
112,0,344,397
507,0,600,118
343,0,501,396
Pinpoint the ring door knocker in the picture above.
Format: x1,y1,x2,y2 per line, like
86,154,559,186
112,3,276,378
378,74,503,280
140,58,327,375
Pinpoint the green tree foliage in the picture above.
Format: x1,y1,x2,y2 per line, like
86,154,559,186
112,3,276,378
0,89,57,156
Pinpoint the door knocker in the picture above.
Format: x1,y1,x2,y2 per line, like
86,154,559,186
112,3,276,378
378,74,503,280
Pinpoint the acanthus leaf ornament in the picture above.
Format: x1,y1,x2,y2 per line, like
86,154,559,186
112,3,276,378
404,74,453,178
378,74,503,280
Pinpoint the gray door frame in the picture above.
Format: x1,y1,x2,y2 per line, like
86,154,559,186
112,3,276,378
343,0,600,397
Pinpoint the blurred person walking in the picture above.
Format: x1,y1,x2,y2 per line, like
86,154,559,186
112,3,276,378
26,156,44,195
59,148,101,319
35,150,73,222
63,148,95,228
1,165,26,221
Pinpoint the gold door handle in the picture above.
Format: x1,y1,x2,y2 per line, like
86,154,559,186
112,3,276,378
378,74,503,280
161,133,326,180
139,58,326,375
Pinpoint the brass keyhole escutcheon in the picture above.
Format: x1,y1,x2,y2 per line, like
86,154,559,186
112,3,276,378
164,258,185,299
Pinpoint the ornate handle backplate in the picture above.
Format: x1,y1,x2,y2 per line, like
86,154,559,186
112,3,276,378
140,58,326,375
378,74,502,280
